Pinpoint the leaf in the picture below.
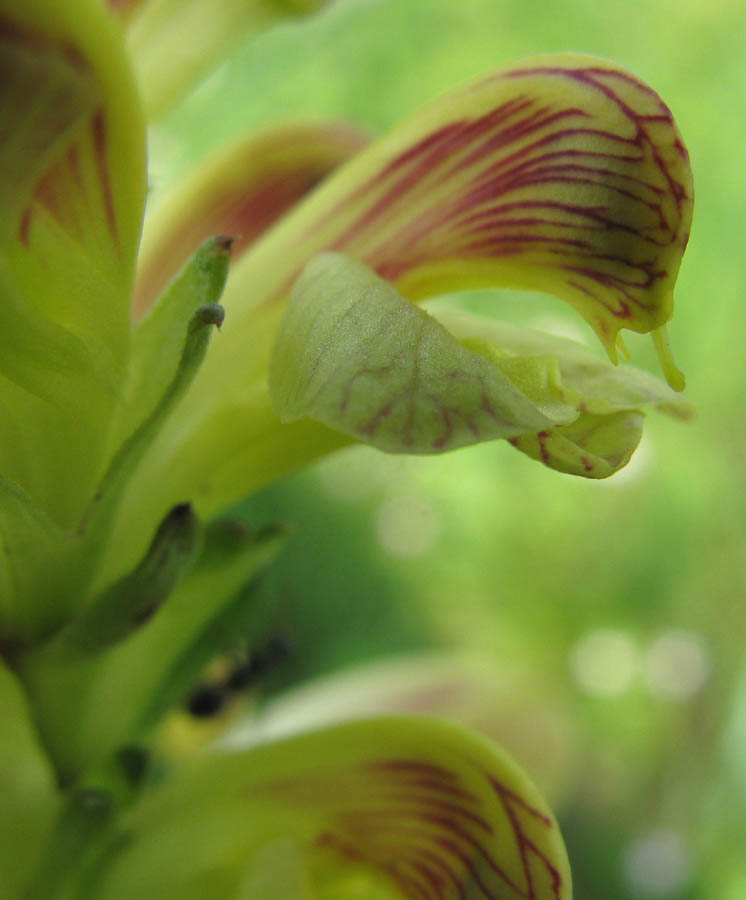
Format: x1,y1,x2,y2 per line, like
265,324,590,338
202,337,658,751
0,0,146,527
271,253,569,454
133,122,368,317
89,717,572,900
122,236,233,441
122,0,332,118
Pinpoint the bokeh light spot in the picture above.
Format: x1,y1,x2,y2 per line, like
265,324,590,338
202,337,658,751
623,829,690,896
644,630,710,701
570,628,639,696
375,492,441,558
317,449,402,502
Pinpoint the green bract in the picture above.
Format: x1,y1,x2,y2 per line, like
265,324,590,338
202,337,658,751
0,0,694,896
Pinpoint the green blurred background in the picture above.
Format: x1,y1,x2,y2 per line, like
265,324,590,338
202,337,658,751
154,1,746,897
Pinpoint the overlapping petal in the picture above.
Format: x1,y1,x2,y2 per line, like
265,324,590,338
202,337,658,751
91,718,571,900
133,121,369,316
0,0,146,527
442,311,692,476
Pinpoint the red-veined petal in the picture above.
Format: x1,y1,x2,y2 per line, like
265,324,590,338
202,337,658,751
90,717,572,900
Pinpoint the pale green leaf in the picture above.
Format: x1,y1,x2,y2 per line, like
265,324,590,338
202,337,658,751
270,253,688,478
270,253,567,454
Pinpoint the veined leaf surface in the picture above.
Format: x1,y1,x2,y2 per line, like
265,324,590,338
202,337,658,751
270,253,690,476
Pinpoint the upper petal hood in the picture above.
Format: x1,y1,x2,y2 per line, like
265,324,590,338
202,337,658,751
225,53,692,374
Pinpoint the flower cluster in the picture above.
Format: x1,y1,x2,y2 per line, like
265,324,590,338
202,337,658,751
0,0,692,897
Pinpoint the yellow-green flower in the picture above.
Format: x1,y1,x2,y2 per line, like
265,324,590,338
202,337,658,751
0,0,693,897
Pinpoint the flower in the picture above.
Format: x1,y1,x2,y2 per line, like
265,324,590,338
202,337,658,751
123,50,694,584
0,0,693,897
